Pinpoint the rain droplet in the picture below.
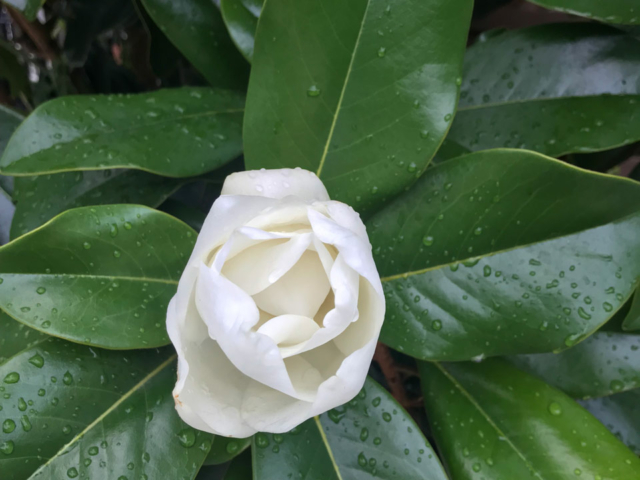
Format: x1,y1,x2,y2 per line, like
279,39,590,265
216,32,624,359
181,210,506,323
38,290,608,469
3,372,19,384
548,402,562,416
307,85,321,97
28,354,44,368
177,428,196,448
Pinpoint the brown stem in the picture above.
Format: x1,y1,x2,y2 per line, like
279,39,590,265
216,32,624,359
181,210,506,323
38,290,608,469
373,343,408,405
7,6,57,61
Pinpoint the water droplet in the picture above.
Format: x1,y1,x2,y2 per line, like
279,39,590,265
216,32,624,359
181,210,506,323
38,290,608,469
124,222,133,230
63,371,73,385
110,224,119,237
377,47,386,57
548,402,562,416
29,354,44,368
0,440,14,455
113,250,122,258
422,235,434,246
431,319,442,331
577,307,591,320
382,412,392,422
256,433,270,448
307,85,321,97
177,428,196,448
18,397,27,411
226,441,239,454
20,415,32,432
36,287,46,295
88,446,99,455
360,428,369,441
4,372,19,384
610,379,624,392
67,467,79,478
83,242,91,250
2,419,16,433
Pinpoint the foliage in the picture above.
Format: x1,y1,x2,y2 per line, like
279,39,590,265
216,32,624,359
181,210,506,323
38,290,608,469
0,0,639,479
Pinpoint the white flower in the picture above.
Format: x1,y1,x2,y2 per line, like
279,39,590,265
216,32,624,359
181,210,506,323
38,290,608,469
167,168,385,436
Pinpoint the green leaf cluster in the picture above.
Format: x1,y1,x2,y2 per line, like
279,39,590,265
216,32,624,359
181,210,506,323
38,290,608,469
1,0,640,479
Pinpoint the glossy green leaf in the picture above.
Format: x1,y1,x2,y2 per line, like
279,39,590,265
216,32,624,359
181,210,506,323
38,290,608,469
0,205,195,349
252,377,447,480
244,0,472,215
221,0,262,63
508,332,640,399
0,338,211,480
528,0,640,24
0,106,22,158
0,311,46,365
203,436,251,466
367,149,640,360
621,287,640,331
2,0,43,21
224,451,252,480
581,390,640,455
10,170,183,239
448,24,640,157
420,359,640,479
0,88,244,177
140,0,249,89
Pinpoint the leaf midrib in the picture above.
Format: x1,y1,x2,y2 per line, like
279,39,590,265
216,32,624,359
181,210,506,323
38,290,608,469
2,108,243,175
26,354,176,479
313,416,344,480
315,0,371,178
457,93,640,112
434,362,546,480
0,272,179,285
379,204,640,283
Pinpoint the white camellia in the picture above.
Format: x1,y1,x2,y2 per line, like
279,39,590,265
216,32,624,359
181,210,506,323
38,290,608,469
167,168,385,436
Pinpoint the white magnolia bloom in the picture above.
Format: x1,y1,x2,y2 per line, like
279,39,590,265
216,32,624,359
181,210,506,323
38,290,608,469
167,168,385,436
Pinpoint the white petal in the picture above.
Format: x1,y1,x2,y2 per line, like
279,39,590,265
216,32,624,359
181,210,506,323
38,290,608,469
167,297,256,437
252,250,331,318
221,233,312,295
174,195,282,326
257,314,320,357
308,208,384,300
222,168,330,202
195,262,307,399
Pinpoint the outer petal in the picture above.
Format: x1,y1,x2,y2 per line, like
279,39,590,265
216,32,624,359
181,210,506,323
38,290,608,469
222,168,330,202
167,297,257,437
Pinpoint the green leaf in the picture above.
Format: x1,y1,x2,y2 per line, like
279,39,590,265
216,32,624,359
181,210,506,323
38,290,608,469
2,0,44,21
367,149,640,360
244,0,473,215
220,0,262,63
140,0,249,89
10,170,184,239
527,0,640,25
419,359,640,479
0,88,244,178
508,332,640,399
252,377,447,480
622,287,640,331
0,311,46,365
448,24,640,157
224,450,252,479
203,436,251,466
0,105,22,159
0,205,195,349
581,390,640,455
0,337,212,480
